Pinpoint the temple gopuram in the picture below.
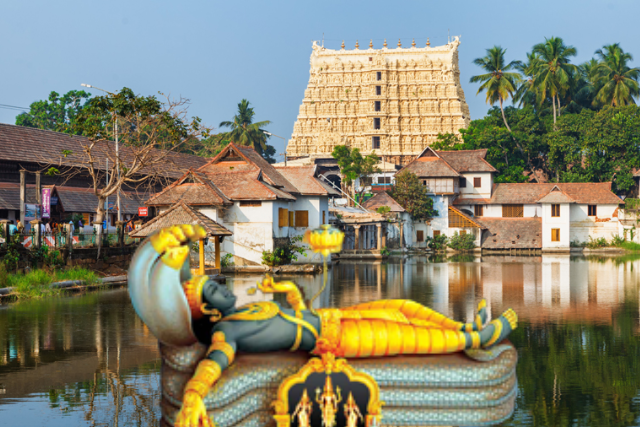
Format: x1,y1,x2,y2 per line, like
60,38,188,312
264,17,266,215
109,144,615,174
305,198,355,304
286,37,471,166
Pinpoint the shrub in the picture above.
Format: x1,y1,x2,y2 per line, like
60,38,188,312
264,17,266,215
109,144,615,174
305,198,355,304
376,206,391,216
448,232,476,251
380,246,390,256
624,198,640,210
427,234,448,251
262,235,307,266
586,236,608,249
221,253,234,268
0,262,8,289
611,234,626,247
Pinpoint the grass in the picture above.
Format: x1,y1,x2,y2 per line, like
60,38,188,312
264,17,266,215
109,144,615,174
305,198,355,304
0,265,101,300
618,241,640,252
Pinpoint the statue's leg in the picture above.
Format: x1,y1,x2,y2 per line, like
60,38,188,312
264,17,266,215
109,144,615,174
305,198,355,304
338,308,517,357
345,299,488,332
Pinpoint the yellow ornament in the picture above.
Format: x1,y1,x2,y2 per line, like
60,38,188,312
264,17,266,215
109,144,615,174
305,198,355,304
303,225,344,257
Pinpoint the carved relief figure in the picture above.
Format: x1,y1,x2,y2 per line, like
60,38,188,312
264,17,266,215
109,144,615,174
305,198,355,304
344,393,364,427
292,389,313,427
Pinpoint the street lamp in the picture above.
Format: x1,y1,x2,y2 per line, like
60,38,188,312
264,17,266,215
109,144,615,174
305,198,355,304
262,131,287,166
81,84,121,224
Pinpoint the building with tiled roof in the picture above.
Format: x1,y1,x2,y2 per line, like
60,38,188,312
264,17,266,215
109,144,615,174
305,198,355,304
145,142,339,265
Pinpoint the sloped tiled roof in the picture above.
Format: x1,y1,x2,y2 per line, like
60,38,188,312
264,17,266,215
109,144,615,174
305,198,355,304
400,156,460,177
0,123,209,179
129,202,232,238
362,192,406,212
449,205,485,228
489,183,622,205
453,197,491,205
146,170,231,206
536,187,575,204
207,170,296,201
274,166,340,196
436,150,497,173
479,217,542,249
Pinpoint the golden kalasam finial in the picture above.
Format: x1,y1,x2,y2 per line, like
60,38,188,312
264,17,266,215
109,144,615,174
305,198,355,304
355,40,359,49
383,39,387,48
412,38,416,47
304,225,344,257
341,40,345,49
397,39,402,48
427,38,431,47
369,39,373,49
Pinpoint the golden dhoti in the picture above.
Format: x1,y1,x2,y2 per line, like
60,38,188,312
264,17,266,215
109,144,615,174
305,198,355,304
315,300,478,357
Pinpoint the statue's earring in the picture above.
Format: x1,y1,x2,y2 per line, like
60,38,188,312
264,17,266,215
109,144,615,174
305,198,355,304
201,304,222,322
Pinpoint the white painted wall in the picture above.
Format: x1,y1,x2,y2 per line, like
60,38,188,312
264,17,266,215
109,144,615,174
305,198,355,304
569,204,620,244
541,203,571,249
458,172,493,199
216,201,274,265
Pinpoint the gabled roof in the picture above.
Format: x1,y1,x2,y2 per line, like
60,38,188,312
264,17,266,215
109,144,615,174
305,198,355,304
453,197,491,206
199,143,298,194
448,206,485,228
274,166,340,196
489,183,622,205
146,170,231,207
207,170,296,201
361,192,406,213
436,150,497,173
129,202,232,238
0,123,209,179
399,147,459,178
536,186,575,204
479,217,542,249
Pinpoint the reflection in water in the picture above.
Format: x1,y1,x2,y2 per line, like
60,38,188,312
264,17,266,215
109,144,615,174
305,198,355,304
1,255,639,426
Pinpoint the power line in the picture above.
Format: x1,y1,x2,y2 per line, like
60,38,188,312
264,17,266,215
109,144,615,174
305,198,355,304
0,103,29,111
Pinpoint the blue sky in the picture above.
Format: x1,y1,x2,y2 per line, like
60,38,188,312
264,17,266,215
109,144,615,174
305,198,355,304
1,0,639,161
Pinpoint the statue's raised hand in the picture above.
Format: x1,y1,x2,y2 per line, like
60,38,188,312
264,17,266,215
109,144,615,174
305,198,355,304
175,391,215,427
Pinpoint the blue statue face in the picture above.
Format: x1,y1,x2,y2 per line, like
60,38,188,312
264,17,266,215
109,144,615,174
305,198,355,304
202,280,237,313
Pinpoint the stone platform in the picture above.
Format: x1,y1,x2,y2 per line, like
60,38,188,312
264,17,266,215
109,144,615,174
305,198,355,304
160,341,517,427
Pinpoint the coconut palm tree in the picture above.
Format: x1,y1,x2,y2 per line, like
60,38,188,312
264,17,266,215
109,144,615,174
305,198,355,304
218,99,272,154
594,43,640,106
531,37,578,125
470,46,521,132
514,52,542,109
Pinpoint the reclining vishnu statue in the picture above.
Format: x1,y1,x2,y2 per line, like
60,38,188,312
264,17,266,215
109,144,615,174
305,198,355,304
128,224,518,427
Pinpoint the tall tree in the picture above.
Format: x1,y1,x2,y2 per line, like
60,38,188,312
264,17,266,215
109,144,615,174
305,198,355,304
387,171,437,220
575,58,602,109
15,90,91,134
218,99,276,162
531,37,578,125
514,52,542,109
331,145,380,205
594,43,640,107
470,46,521,132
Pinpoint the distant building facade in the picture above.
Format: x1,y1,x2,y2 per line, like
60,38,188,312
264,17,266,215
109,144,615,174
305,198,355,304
286,38,471,166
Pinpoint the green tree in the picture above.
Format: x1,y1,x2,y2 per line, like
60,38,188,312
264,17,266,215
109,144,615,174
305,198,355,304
594,43,640,107
218,99,276,162
470,46,521,132
331,145,380,204
531,37,578,125
15,90,91,134
387,171,437,220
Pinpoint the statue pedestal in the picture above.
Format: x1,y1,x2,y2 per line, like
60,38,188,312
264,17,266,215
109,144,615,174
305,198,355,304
160,342,517,427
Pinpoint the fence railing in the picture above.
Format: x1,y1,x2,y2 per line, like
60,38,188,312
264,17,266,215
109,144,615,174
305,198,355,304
12,230,128,249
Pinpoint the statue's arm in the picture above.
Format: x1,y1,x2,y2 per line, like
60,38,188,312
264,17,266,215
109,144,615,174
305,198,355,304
258,275,307,311
175,330,237,427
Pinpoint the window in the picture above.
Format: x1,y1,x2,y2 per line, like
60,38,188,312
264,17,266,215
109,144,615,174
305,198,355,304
374,101,381,111
361,177,373,186
0,209,7,219
289,211,294,226
240,201,262,207
278,208,289,227
459,177,467,188
295,210,309,227
551,228,560,242
376,71,381,81
433,230,441,237
417,230,424,242
373,118,381,129
502,204,524,218
588,205,597,216
474,177,481,188
378,176,392,184
422,180,427,186
322,211,326,225
376,86,381,95
372,136,380,149
459,230,467,236
551,204,560,217
474,205,484,217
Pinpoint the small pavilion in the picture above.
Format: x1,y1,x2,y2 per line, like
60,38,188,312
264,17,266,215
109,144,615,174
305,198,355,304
129,202,232,273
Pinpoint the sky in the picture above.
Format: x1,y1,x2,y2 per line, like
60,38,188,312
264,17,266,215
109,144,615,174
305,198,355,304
1,0,639,161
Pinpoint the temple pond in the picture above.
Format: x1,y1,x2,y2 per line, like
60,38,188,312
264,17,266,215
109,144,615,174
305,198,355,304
1,254,639,427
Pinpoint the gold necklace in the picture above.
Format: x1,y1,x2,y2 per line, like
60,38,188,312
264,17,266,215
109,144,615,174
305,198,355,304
222,301,280,322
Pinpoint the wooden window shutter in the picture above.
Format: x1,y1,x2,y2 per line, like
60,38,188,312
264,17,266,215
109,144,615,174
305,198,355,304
295,211,309,227
289,211,294,226
474,205,483,217
551,228,560,242
433,230,441,237
502,204,524,218
417,230,424,242
322,211,326,225
279,208,288,227
551,204,560,217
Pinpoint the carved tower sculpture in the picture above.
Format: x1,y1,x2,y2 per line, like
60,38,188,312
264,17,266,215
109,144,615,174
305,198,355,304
286,38,471,165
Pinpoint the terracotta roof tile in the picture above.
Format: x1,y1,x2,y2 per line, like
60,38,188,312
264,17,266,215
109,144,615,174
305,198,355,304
436,150,497,173
453,197,491,205
479,217,542,249
130,202,232,238
206,170,296,201
146,170,231,206
0,123,209,179
274,166,339,196
361,192,406,212
399,156,460,177
536,187,575,204
489,183,621,205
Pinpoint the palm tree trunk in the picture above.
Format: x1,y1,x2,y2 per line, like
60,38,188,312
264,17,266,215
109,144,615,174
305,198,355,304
499,98,512,132
557,96,562,117
552,95,557,127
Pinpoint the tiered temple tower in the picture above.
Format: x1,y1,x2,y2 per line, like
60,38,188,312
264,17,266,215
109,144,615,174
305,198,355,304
286,37,471,165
